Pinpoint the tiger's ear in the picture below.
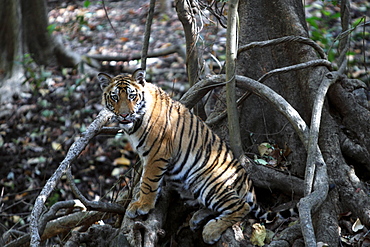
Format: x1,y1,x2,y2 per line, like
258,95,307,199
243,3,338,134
133,68,146,86
98,73,112,90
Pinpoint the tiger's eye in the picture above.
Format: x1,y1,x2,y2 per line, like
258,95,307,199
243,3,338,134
111,94,119,102
128,94,136,100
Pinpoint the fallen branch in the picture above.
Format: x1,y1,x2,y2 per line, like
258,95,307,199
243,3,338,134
29,108,114,247
5,200,106,247
65,169,126,213
87,45,184,62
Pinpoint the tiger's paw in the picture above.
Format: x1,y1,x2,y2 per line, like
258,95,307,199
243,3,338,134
202,219,225,244
189,208,214,231
126,201,154,218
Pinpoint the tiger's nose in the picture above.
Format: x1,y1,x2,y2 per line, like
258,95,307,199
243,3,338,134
120,113,129,118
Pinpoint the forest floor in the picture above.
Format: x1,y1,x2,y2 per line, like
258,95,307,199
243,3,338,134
0,0,369,246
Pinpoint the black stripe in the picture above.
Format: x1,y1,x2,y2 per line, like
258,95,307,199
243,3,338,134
141,181,158,194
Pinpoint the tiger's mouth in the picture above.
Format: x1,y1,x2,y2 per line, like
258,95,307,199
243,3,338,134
119,119,132,124
117,114,134,124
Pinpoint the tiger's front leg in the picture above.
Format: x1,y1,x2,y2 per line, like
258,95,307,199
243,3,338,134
126,159,168,218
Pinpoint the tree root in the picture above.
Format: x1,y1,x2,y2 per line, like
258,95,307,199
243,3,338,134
328,80,370,170
120,186,169,247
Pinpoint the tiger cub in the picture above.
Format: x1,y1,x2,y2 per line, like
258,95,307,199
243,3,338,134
98,69,296,244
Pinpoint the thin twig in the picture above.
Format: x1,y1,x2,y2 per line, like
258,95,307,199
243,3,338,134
102,0,117,37
238,35,327,60
258,59,332,83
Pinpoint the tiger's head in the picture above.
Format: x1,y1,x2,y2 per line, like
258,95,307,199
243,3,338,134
98,69,147,130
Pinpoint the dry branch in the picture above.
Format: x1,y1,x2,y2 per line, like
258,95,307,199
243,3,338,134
206,58,333,126
140,0,156,70
258,59,332,83
5,200,106,247
66,169,126,214
179,75,226,109
29,108,114,247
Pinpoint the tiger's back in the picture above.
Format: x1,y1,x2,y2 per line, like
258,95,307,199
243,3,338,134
98,69,294,244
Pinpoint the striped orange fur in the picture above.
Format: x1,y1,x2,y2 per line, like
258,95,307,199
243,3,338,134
98,69,296,244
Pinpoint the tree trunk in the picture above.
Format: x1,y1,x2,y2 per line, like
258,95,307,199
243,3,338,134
226,0,370,245
235,0,315,176
0,0,25,102
0,0,81,103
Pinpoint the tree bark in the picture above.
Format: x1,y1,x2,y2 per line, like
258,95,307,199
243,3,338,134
217,0,370,245
0,0,81,103
232,0,318,177
0,0,25,102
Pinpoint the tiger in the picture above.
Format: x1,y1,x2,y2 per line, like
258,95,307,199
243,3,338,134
98,69,297,244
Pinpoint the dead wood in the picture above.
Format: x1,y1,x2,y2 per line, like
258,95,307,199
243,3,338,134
5,200,106,247
66,169,126,214
29,108,114,247
64,224,119,247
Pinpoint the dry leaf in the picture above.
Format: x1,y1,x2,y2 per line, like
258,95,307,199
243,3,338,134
250,223,266,246
52,141,62,151
352,218,364,232
113,156,130,166
258,142,271,156
317,242,329,247
120,37,129,42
